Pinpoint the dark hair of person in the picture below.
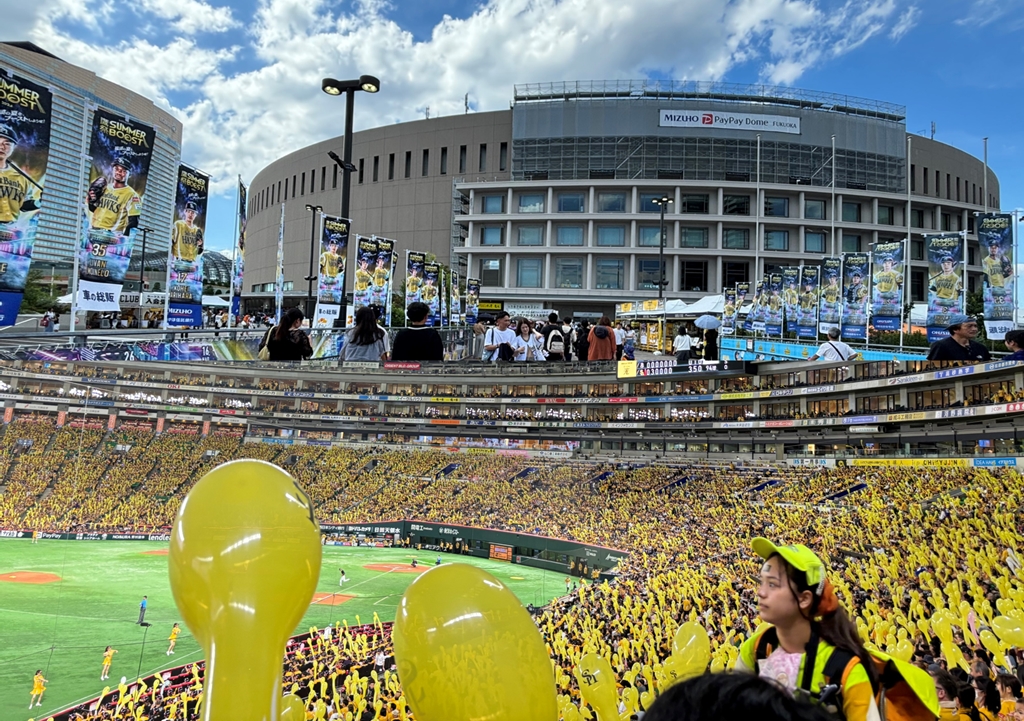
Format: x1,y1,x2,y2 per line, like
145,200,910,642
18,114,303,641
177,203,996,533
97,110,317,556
598,315,612,326
976,675,1001,715
494,310,509,320
957,684,983,721
406,301,429,323
643,672,835,721
773,553,880,692
932,669,959,701
349,306,385,346
515,318,532,336
997,673,1022,699
548,312,558,323
1005,329,1024,347
275,307,304,340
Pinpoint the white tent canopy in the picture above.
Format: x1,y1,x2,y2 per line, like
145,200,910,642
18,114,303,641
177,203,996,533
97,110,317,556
681,295,725,316
202,295,230,307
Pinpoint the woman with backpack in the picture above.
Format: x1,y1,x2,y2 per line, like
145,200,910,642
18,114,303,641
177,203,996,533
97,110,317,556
587,316,617,361
737,537,939,721
261,307,313,361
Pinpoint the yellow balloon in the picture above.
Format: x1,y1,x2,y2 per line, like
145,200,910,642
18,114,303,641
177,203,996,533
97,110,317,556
979,629,1002,657
669,622,711,680
168,460,321,721
991,616,1024,648
639,691,655,711
575,654,619,721
710,656,725,673
895,639,914,663
995,598,1014,617
392,563,556,721
280,694,305,721
932,615,953,644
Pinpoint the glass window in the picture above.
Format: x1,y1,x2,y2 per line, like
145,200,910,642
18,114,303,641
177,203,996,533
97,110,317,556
764,197,789,217
911,239,924,261
842,234,861,253
638,226,664,247
764,230,789,251
283,281,294,291
558,193,584,212
517,258,542,288
596,192,626,212
555,258,583,289
518,194,544,213
440,147,448,175
637,259,662,290
805,199,826,220
805,232,826,253
680,227,709,248
723,195,750,215
877,205,893,225
595,258,624,289
596,226,625,246
482,196,504,214
724,261,748,286
459,145,467,174
478,144,487,172
911,209,924,228
680,194,709,213
842,202,861,222
480,258,503,286
480,227,503,245
499,142,508,172
723,229,749,249
682,261,708,291
556,226,584,246
639,193,668,212
517,226,543,246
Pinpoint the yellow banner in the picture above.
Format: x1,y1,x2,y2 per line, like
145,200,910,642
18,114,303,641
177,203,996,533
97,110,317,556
430,397,460,403
642,299,661,311
849,458,969,467
617,360,638,379
720,392,754,400
478,301,503,310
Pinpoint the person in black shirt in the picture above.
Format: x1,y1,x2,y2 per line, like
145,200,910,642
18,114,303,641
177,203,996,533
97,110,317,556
539,312,567,361
926,313,991,362
391,301,443,361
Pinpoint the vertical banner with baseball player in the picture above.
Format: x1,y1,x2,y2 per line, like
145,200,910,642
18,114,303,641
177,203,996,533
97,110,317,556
78,109,155,311
818,257,842,334
797,266,819,339
449,270,460,325
978,214,1015,339
370,237,393,326
465,277,480,325
313,214,348,328
841,253,870,339
870,240,904,331
165,165,208,328
0,72,51,326
422,262,441,326
439,267,448,328
735,281,749,332
352,236,378,319
745,280,764,332
231,177,246,321
722,287,737,335
275,204,284,325
925,233,965,342
764,273,784,336
405,250,425,313
782,266,801,334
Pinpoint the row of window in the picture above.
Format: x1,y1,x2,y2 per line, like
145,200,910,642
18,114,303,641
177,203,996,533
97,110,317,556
252,281,294,293
909,163,993,207
248,142,511,216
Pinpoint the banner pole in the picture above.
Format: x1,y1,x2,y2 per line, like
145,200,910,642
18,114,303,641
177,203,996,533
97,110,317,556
961,230,968,318
229,176,240,329
70,104,94,334
903,135,911,353
864,251,872,352
404,250,410,328
162,241,172,330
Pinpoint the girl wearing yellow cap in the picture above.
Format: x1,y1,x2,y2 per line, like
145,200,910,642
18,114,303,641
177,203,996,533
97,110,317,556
736,537,882,720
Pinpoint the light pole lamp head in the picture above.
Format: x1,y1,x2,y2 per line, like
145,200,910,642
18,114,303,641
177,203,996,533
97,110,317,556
359,75,381,93
322,75,381,95
305,204,322,213
321,78,343,96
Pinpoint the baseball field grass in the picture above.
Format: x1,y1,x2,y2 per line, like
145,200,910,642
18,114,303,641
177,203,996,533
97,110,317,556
0,541,565,721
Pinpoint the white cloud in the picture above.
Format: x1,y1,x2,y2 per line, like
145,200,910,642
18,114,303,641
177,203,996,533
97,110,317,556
889,5,920,40
956,0,1024,29
20,0,920,194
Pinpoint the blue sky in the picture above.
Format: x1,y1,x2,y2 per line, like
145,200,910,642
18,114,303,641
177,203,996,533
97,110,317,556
9,0,1023,253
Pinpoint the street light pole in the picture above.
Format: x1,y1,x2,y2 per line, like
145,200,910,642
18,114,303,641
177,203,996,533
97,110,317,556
652,195,673,300
136,226,153,328
322,74,380,325
304,204,322,320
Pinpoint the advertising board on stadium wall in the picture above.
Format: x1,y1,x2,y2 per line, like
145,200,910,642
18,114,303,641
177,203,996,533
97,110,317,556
659,109,801,134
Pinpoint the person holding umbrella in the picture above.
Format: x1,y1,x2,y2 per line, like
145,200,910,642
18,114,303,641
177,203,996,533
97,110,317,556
694,315,722,362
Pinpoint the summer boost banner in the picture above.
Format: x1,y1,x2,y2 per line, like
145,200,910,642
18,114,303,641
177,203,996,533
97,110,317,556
764,273,784,336
746,280,764,332
782,266,801,334
925,233,965,343
722,286,737,335
313,214,348,329
352,236,378,318
978,214,1015,340
423,262,441,326
464,277,480,325
166,165,208,328
78,109,155,312
735,282,749,331
841,253,870,339
870,240,904,332
450,270,460,325
405,251,426,315
797,266,819,339
232,178,246,320
0,71,51,326
819,257,842,334
371,237,393,326
439,267,448,328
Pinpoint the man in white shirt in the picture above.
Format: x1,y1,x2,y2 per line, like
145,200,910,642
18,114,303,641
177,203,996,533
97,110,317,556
614,323,626,360
809,327,857,362
482,311,517,361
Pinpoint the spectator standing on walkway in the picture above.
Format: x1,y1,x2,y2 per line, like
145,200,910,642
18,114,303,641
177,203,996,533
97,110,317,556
391,302,443,361
588,316,617,361
539,312,568,361
575,321,591,361
703,327,719,362
673,325,692,362
1003,329,1024,361
926,314,991,362
263,307,314,361
614,322,626,360
343,306,390,362
808,327,858,362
